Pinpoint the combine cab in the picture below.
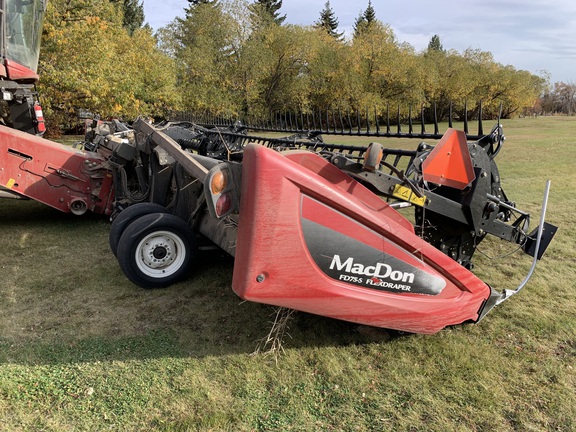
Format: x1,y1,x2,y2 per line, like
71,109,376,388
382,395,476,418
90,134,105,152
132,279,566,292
0,0,46,135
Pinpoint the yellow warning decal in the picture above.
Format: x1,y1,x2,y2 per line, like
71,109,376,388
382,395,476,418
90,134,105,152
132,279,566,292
6,178,16,189
392,184,426,207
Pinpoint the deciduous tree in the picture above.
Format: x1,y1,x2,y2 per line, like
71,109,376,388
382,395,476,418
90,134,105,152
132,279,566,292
39,0,179,130
241,24,314,114
549,82,576,115
170,1,240,114
306,31,360,110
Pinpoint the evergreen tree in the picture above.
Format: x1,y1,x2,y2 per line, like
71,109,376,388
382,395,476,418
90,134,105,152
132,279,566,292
315,1,343,40
427,34,444,52
250,0,286,26
184,0,218,18
364,0,376,23
353,0,376,38
353,12,365,37
122,0,144,35
109,0,144,35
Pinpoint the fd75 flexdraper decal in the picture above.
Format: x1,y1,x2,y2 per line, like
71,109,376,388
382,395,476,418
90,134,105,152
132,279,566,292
301,196,446,295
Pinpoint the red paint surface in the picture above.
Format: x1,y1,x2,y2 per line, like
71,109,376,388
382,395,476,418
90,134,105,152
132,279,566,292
5,60,39,82
0,125,114,215
232,145,490,334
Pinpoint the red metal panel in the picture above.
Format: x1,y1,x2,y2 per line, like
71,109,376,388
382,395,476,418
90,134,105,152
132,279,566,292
4,60,39,82
0,125,114,215
282,150,415,233
232,144,490,334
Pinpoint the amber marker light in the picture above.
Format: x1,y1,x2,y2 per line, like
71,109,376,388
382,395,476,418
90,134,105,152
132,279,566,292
210,170,228,194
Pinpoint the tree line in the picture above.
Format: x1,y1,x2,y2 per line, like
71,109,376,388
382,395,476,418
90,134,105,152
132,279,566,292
539,82,576,116
37,0,573,132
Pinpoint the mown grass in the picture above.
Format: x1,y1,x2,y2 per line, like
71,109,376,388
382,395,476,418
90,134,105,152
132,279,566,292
1,116,575,431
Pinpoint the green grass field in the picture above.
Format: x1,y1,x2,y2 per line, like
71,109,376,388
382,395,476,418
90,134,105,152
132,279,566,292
1,116,575,431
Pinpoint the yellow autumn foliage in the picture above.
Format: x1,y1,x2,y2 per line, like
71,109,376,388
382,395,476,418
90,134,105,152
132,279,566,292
38,0,180,131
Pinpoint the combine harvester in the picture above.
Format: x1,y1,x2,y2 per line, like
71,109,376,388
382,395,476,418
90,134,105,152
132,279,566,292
0,0,556,333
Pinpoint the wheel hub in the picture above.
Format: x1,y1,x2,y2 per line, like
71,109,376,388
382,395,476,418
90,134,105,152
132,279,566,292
152,246,168,260
141,236,176,269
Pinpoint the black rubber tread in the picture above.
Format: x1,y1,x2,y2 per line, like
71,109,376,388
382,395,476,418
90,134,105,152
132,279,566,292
109,203,170,257
116,213,196,289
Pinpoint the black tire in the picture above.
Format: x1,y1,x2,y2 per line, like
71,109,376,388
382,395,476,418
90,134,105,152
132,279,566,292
116,213,197,289
109,203,170,257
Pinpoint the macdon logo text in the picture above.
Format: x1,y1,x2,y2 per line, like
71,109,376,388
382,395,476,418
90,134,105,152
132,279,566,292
329,254,415,283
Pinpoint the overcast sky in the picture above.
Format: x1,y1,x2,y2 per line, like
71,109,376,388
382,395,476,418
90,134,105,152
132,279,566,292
143,0,576,84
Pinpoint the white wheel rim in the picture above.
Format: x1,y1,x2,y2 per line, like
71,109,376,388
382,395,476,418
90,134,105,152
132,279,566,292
135,230,186,278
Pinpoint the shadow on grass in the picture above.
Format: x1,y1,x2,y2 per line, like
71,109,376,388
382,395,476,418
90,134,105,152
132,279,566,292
0,196,108,231
0,311,391,366
0,200,399,367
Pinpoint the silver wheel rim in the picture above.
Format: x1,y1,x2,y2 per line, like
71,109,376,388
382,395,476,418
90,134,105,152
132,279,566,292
135,230,186,278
